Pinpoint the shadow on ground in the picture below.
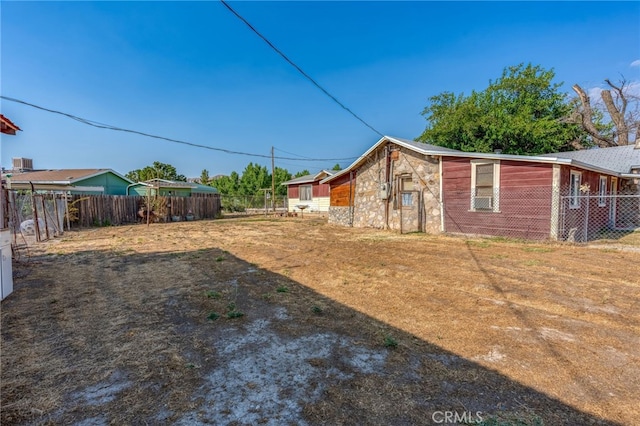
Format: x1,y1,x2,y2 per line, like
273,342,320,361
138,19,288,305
1,245,619,425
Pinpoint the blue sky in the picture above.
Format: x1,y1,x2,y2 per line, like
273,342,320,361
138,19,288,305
1,1,639,178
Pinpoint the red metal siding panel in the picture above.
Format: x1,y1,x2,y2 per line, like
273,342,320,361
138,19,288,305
442,157,554,239
314,183,330,197
500,161,553,188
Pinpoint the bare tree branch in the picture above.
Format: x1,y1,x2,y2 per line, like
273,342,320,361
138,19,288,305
602,79,629,146
571,84,616,147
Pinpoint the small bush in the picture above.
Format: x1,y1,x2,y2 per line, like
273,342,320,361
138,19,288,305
227,310,244,319
276,286,289,293
207,311,220,321
384,336,398,349
205,290,221,299
312,305,323,314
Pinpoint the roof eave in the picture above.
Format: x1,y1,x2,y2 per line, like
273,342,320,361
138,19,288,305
321,136,390,183
9,179,72,185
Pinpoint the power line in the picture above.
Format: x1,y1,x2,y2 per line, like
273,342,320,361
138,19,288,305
1,95,361,162
273,147,315,160
219,0,384,138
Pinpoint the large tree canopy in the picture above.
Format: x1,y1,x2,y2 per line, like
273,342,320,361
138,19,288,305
416,63,586,155
126,161,187,182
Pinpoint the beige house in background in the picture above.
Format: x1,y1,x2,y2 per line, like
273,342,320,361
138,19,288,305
281,170,334,213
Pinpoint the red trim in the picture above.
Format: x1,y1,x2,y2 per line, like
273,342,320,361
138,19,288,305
1,114,21,135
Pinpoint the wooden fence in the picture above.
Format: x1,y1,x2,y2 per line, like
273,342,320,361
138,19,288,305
69,194,221,227
5,192,222,238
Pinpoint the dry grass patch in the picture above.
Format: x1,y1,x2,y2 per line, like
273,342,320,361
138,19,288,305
2,217,638,425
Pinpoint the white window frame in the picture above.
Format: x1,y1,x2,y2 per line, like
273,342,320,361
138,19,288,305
598,176,607,207
400,175,414,208
470,160,500,212
299,184,313,201
569,171,582,209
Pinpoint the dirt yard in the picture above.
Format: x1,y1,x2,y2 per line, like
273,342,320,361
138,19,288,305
1,216,639,425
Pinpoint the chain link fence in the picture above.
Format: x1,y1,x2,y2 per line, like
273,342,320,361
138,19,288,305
219,194,288,214
559,194,640,242
443,188,640,242
7,192,67,244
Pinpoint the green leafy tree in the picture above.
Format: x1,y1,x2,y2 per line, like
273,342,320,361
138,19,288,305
331,163,342,171
210,172,240,195
239,162,270,196
417,63,586,155
200,169,211,186
126,161,187,182
272,167,292,196
294,169,310,178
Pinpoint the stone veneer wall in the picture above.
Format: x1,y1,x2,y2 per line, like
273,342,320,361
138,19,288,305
328,206,351,226
348,145,441,233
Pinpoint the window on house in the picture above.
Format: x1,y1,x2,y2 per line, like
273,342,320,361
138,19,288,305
299,185,312,201
598,176,607,207
471,161,500,211
400,176,413,207
569,171,581,209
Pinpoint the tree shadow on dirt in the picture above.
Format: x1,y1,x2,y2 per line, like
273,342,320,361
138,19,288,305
1,246,620,426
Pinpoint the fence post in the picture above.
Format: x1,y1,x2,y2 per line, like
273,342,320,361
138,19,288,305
30,185,41,242
583,192,590,241
40,196,50,240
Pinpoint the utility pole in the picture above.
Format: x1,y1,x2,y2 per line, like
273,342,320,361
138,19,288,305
271,146,275,213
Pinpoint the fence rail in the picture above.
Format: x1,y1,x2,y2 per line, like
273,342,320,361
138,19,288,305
5,192,221,243
559,194,640,242
219,194,288,213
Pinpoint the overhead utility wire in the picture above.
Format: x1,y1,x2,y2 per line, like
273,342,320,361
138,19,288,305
273,147,315,160
219,0,384,138
0,95,360,162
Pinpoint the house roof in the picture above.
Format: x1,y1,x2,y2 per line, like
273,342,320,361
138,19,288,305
141,178,194,188
281,170,334,186
134,179,218,193
540,144,640,175
321,136,462,183
322,136,638,184
0,114,21,135
8,168,133,184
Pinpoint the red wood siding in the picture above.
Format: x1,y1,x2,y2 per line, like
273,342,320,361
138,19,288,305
442,157,555,239
329,173,355,207
314,182,330,197
287,181,330,198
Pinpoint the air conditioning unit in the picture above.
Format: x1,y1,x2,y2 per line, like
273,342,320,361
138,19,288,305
12,157,33,171
474,196,493,210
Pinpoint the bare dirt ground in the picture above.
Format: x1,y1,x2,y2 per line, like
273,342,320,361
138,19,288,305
1,216,639,425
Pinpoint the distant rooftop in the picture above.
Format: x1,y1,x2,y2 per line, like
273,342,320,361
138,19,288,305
541,144,640,174
0,114,21,135
9,168,131,183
